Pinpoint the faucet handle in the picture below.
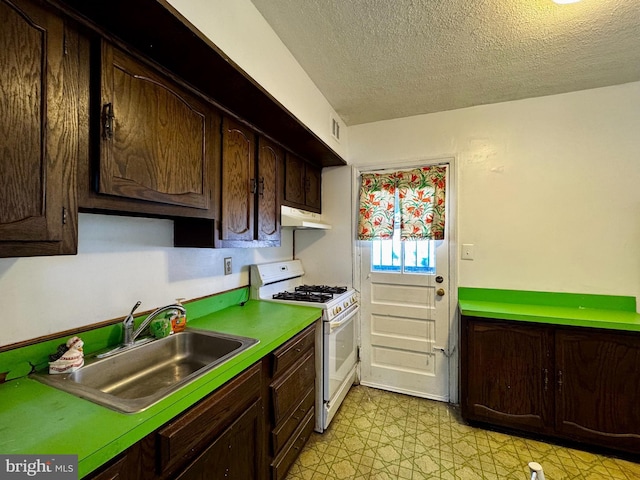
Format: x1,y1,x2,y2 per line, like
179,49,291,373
130,301,142,314
123,301,142,326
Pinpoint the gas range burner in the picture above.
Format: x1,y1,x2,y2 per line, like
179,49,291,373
295,285,348,295
272,291,333,303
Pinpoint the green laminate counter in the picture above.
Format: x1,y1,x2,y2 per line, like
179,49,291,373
0,299,321,478
458,287,640,332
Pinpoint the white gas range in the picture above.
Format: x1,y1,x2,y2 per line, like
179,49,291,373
251,260,359,432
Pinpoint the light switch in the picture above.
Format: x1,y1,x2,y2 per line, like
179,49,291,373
461,244,474,260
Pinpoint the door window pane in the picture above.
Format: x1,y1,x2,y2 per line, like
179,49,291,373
371,238,435,274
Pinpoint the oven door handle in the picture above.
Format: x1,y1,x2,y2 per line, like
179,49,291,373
329,305,359,332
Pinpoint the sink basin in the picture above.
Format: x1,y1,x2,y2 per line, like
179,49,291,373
32,329,259,413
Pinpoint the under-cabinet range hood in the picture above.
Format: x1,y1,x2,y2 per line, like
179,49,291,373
281,206,331,230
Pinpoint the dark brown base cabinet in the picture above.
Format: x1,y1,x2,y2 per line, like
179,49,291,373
85,323,318,480
267,323,316,480
461,316,640,455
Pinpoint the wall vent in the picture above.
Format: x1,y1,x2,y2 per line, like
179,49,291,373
330,115,341,142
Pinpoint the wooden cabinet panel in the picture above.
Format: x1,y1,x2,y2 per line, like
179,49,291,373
175,400,262,480
0,0,78,257
267,322,318,480
463,318,553,432
283,153,321,213
305,164,321,211
271,351,315,425
99,42,215,211
157,363,261,476
221,117,255,241
271,323,316,377
462,315,640,455
555,329,640,453
216,120,281,247
284,154,306,206
271,387,313,454
257,137,281,242
271,408,314,480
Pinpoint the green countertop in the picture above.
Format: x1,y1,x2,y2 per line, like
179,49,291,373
458,287,640,332
0,296,321,478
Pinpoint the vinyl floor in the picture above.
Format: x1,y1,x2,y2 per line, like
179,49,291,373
284,385,640,480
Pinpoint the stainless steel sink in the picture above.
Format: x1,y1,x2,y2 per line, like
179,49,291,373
32,329,259,413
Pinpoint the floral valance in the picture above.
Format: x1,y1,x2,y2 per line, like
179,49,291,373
357,165,446,240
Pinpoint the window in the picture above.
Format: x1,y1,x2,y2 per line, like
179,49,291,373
359,165,445,275
370,198,436,274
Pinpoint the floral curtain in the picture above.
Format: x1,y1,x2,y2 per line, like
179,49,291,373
357,165,446,240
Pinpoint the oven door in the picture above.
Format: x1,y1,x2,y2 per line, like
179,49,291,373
323,304,359,401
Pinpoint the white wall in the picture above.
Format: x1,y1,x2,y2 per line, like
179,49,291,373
347,82,640,308
0,214,294,346
1,0,343,347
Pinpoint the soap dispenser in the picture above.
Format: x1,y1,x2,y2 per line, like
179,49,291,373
171,298,187,333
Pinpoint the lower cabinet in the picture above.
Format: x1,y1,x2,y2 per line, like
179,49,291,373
84,323,319,480
267,323,317,480
174,400,262,480
461,315,640,455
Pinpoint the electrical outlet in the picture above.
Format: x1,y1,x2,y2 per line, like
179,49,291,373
224,257,232,275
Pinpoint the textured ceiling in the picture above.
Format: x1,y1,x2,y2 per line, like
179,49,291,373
250,0,640,125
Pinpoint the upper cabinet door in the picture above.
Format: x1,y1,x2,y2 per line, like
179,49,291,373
305,164,321,211
284,154,306,206
257,137,281,242
0,0,78,257
283,153,321,213
99,42,213,210
221,118,255,241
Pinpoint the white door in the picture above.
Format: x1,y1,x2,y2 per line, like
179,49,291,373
358,168,451,401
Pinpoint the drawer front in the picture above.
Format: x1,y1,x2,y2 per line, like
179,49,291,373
271,386,314,454
271,323,316,377
271,351,315,425
271,408,314,480
86,455,127,480
157,363,261,475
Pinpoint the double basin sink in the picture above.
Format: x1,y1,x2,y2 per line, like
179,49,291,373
33,329,258,413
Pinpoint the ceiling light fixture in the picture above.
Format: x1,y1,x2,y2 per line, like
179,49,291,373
552,0,581,4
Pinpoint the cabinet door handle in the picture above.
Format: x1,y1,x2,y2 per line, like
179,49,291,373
543,368,549,392
102,103,115,139
250,178,257,194
258,177,265,196
557,369,563,393
304,177,310,192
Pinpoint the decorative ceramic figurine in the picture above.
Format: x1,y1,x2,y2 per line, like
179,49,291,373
49,336,84,374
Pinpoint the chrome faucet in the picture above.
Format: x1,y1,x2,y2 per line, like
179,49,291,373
97,301,186,359
123,302,186,347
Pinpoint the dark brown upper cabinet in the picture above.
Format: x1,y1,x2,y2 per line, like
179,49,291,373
256,137,282,243
221,118,256,242
218,118,281,247
283,154,321,213
79,41,220,219
0,0,79,258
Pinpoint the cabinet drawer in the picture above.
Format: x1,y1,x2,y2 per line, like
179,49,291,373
157,363,261,475
271,351,315,425
272,386,314,454
271,408,314,480
86,455,127,480
271,323,316,377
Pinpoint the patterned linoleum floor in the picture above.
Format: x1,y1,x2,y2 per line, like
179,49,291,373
284,386,640,480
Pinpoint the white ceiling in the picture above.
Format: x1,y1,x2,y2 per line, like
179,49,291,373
250,0,640,126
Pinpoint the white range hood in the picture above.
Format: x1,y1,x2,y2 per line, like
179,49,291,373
281,206,331,230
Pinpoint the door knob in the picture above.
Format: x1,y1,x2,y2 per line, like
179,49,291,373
436,288,445,297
